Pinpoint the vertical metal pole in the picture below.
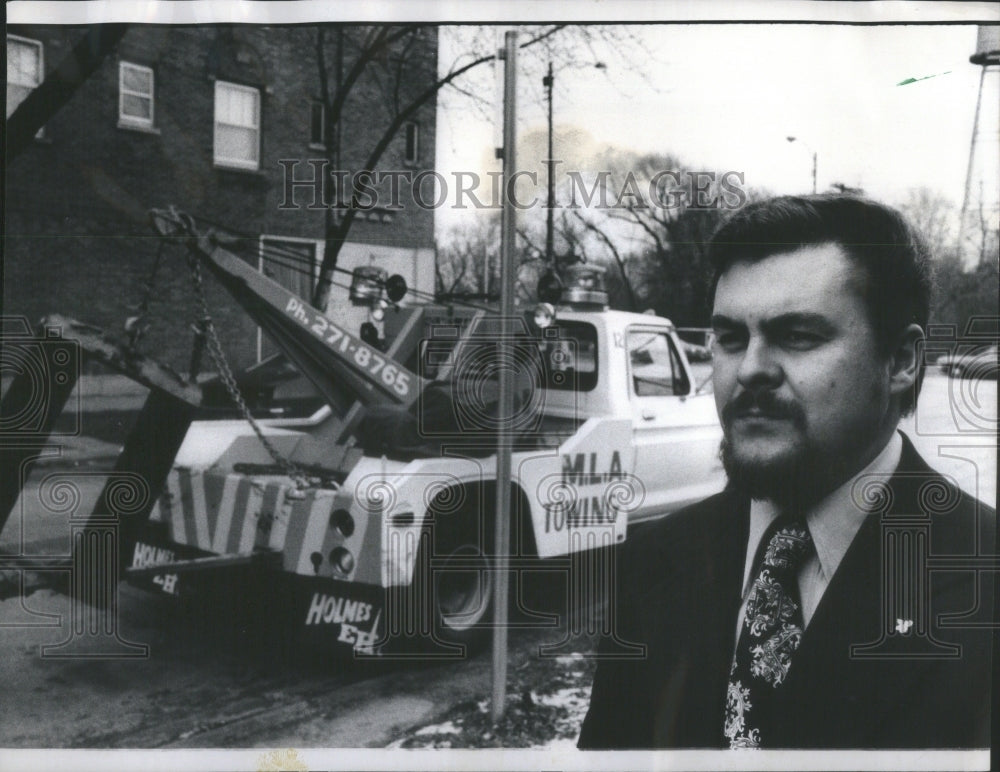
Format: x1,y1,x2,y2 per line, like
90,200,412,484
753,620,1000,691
491,30,518,724
544,60,555,266
811,151,817,195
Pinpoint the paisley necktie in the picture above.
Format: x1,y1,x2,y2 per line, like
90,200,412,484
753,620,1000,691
723,517,814,749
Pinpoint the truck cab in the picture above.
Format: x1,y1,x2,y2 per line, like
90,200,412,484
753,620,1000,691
518,307,724,521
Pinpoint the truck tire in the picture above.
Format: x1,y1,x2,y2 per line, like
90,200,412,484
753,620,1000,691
425,507,495,649
407,485,535,653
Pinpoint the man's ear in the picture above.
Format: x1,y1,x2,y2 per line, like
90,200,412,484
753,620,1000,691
888,323,924,397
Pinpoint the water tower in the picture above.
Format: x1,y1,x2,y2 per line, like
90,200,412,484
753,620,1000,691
957,26,1000,266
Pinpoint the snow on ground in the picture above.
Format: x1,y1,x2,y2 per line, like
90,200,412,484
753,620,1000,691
414,720,461,736
388,642,598,749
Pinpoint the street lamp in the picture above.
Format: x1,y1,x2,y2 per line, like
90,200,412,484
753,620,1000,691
545,61,606,266
544,61,555,267
786,135,817,195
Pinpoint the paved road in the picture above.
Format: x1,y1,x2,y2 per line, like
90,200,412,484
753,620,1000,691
0,575,589,748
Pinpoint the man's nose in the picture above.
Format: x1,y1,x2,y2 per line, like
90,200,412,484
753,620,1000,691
736,337,782,391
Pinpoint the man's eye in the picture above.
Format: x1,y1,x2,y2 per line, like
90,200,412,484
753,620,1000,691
783,331,823,348
714,332,745,350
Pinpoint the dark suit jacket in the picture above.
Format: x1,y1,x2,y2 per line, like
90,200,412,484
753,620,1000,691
578,434,996,749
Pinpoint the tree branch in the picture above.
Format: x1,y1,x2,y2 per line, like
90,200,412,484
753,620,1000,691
313,24,568,307
8,25,128,160
571,211,637,311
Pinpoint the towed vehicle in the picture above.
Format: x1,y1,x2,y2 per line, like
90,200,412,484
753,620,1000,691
936,344,998,380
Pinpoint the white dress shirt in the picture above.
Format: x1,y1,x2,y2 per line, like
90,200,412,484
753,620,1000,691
735,431,904,641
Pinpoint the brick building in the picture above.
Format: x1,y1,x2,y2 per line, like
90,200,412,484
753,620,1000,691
4,25,438,371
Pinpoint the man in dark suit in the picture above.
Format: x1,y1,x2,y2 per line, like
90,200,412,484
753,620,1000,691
578,195,996,749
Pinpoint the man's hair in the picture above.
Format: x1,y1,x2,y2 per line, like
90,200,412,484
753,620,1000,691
706,194,932,415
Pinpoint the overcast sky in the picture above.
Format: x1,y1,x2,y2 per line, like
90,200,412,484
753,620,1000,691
436,21,1000,234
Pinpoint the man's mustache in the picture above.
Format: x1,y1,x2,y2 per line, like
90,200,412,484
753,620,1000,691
721,390,806,428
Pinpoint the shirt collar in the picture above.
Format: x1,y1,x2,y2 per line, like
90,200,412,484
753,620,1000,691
745,431,904,590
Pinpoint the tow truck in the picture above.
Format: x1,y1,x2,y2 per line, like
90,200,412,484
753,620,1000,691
2,208,724,655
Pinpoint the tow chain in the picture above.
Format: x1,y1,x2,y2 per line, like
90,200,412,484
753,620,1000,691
125,241,166,349
186,249,312,493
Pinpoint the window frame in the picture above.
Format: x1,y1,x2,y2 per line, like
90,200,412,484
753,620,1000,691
6,34,45,138
118,60,155,130
213,80,261,171
625,326,691,398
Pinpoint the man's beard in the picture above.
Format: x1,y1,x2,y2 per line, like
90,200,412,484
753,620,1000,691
720,435,821,509
720,389,828,509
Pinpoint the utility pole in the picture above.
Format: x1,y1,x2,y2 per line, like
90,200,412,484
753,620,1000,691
544,60,555,267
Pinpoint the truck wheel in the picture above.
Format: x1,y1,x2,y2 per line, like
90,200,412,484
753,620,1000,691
426,512,494,649
435,540,493,641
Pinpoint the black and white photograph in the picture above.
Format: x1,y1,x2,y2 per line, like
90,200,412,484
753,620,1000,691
2,2,997,770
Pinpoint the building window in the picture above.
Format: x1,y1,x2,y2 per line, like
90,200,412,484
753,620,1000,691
404,121,419,164
310,100,326,148
7,35,44,137
214,81,260,170
118,61,154,129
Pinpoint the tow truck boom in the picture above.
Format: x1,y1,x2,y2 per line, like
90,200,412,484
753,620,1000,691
150,207,427,411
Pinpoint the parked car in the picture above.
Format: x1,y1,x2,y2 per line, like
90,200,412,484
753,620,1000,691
937,345,998,379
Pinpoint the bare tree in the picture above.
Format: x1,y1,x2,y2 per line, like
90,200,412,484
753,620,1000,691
564,150,742,325
570,210,637,311
310,25,572,310
436,216,502,296
309,24,654,311
900,187,999,330
900,187,960,262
